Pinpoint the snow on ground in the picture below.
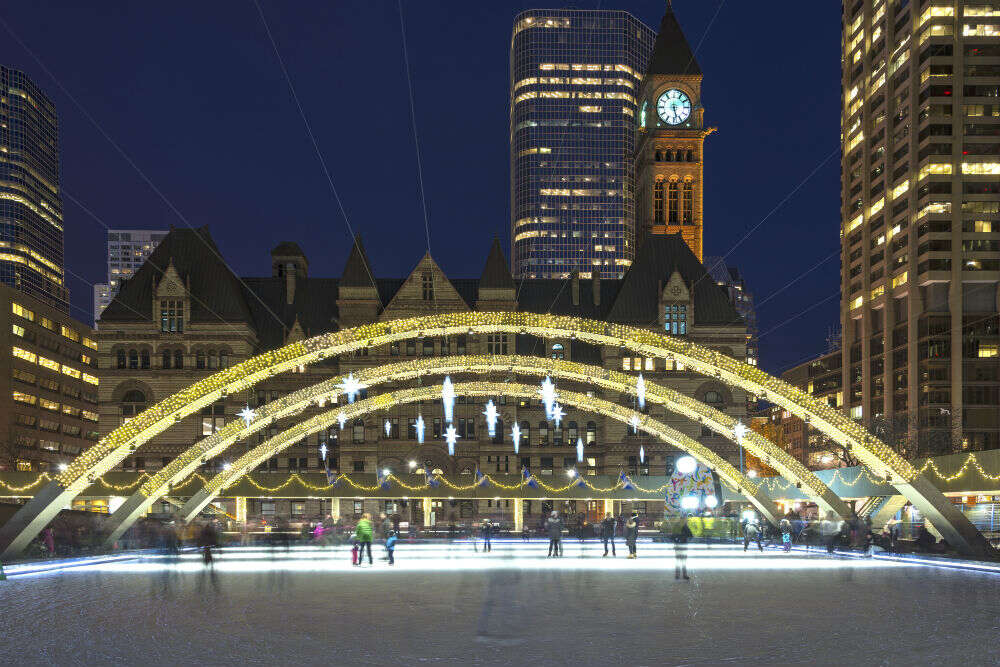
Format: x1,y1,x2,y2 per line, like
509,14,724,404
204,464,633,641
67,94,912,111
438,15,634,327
2,541,998,666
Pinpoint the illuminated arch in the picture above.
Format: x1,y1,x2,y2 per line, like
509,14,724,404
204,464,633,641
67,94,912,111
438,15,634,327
0,312,991,558
176,381,782,526
100,356,848,544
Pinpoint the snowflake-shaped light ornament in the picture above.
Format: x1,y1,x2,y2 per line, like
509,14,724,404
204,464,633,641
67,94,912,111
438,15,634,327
444,423,460,456
733,420,748,446
237,405,257,428
319,443,328,461
442,376,456,423
511,422,521,454
551,403,565,429
340,372,364,404
415,414,426,444
639,444,645,465
630,413,640,434
338,412,347,430
576,437,584,462
636,374,646,411
385,419,392,437
483,400,499,438
539,376,557,419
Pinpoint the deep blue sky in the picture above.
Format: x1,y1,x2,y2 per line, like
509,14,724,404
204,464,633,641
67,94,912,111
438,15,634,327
1,1,843,374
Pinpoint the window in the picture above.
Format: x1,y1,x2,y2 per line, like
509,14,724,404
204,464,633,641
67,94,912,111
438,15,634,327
160,300,183,333
456,335,467,355
174,350,184,369
654,179,665,222
352,419,365,444
520,421,530,446
390,341,400,356
406,340,416,356
196,350,206,369
116,349,126,369
353,460,365,473
440,338,450,355
421,272,434,300
682,181,694,223
162,350,171,369
550,343,564,359
586,421,597,445
433,418,442,439
201,403,225,435
567,421,578,443
665,304,687,335
121,390,146,423
538,421,549,445
291,501,305,517
422,338,434,356
207,350,217,369
668,181,679,223
704,390,723,404
487,334,508,354
140,350,150,369
12,302,34,322
128,349,139,370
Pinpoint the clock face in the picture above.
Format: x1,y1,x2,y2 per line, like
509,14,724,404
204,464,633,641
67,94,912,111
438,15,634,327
657,89,691,125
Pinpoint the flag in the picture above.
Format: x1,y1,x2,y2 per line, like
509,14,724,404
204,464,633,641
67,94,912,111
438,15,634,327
574,476,586,488
425,470,440,488
475,467,488,488
522,466,538,489
323,459,339,486
618,471,634,491
376,469,391,490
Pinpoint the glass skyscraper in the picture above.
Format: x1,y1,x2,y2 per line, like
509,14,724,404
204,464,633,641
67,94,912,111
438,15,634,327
510,10,655,279
0,66,66,312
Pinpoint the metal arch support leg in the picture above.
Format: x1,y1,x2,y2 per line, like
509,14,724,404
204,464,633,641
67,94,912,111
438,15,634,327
0,482,74,559
179,488,214,523
743,488,782,529
895,474,997,559
104,493,156,546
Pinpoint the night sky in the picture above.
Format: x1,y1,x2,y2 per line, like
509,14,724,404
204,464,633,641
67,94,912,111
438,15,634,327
1,1,843,374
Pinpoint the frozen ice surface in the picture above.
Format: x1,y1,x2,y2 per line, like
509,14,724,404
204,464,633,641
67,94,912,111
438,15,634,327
2,541,998,667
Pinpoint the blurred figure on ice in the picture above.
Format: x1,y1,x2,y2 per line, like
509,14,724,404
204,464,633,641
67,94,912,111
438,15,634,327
545,511,563,557
625,510,639,559
820,511,841,554
672,518,692,579
780,518,792,552
481,518,493,553
355,513,374,565
199,521,218,565
385,529,397,565
742,513,763,552
600,512,617,557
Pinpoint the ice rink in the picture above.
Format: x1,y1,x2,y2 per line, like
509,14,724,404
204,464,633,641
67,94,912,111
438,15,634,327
3,540,998,666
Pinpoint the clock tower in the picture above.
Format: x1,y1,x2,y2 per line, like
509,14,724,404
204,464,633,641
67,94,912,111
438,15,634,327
635,3,714,261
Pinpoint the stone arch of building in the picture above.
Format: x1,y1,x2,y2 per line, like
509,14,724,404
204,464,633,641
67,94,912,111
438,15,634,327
174,381,781,527
0,312,991,558
96,354,849,545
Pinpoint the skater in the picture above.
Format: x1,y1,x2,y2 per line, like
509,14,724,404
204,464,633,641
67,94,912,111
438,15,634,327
380,512,393,539
198,521,217,565
356,513,374,565
481,518,493,553
742,514,763,552
780,518,792,552
385,529,397,565
673,518,692,579
545,511,563,557
600,513,617,557
351,538,360,566
625,510,639,558
521,525,530,542
820,511,840,554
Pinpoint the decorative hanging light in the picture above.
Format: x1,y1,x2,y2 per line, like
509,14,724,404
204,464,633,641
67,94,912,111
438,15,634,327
639,444,645,464
539,376,556,419
384,419,392,437
442,376,456,423
319,443,328,461
483,399,499,438
237,405,256,428
511,422,521,454
340,372,364,404
444,423,460,456
551,403,565,428
630,413,640,434
636,373,646,411
337,412,347,430
733,419,748,446
576,437,584,462
415,414,425,444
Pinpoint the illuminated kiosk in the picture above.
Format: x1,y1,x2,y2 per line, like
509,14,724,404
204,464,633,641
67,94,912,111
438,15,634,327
0,313,994,559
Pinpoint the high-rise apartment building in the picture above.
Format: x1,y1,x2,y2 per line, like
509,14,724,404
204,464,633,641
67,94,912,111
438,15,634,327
635,6,713,261
509,9,655,279
704,257,758,367
0,66,67,312
840,1,1000,456
93,229,166,323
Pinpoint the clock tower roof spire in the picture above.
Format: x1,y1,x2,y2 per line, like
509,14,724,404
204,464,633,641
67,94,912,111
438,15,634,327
646,2,701,78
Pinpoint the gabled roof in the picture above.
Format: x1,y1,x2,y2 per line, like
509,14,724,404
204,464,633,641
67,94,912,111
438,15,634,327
479,238,516,291
605,234,742,326
340,235,376,288
99,227,253,324
645,4,701,78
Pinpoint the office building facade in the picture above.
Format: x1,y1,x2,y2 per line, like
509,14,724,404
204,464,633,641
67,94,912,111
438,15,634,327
0,66,67,312
509,9,655,279
840,1,1000,456
93,229,167,322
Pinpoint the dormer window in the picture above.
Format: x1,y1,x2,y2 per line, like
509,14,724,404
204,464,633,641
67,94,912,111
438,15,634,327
160,300,184,333
665,304,687,335
421,272,434,300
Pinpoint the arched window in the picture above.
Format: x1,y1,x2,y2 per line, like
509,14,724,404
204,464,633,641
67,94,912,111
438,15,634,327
196,350,206,369
219,351,229,369
140,350,150,369
664,150,673,162
586,421,597,445
538,421,549,446
704,390,723,404
121,390,146,423
352,419,365,444
128,349,139,370
174,350,184,369
686,150,694,162
674,150,683,161
492,418,504,444
553,423,563,446
654,179,665,223
520,421,530,447
654,150,662,161
567,421,578,443
116,350,126,369
207,350,217,369
161,350,171,369
682,181,694,224
550,343,564,359
668,181,679,223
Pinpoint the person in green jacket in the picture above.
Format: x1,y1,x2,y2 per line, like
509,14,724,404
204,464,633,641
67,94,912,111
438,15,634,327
355,513,374,565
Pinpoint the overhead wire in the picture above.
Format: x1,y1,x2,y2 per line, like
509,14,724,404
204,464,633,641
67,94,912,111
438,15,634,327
397,0,433,255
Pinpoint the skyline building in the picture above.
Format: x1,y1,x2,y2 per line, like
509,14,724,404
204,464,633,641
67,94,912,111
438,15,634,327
0,66,67,312
509,9,656,279
704,256,758,368
839,1,1000,455
634,5,713,261
93,229,167,323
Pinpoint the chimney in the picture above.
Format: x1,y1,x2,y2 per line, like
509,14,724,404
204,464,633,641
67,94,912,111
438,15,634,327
592,269,601,307
571,271,580,306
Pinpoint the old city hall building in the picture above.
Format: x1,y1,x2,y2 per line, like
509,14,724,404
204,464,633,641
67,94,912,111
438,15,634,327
96,228,749,524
